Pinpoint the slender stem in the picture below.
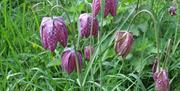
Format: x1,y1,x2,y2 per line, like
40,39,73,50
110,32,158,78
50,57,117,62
99,59,102,91
90,2,96,89
99,0,105,44
135,0,140,12
98,0,105,90
51,5,82,87
163,39,172,68
127,10,160,61
82,8,136,86
91,67,95,91
98,0,105,89
173,2,178,55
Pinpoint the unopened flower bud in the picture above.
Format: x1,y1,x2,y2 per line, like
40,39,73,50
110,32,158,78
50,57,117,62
84,45,95,60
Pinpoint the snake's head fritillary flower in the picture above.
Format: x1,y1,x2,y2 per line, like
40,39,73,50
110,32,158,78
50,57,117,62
79,13,99,38
40,17,68,52
92,0,118,17
92,0,101,16
114,31,133,58
153,68,170,91
61,49,82,74
168,6,176,16
84,45,95,60
104,0,118,17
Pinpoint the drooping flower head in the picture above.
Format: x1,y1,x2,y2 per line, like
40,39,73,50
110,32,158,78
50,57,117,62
61,48,82,74
84,45,95,60
153,68,170,91
79,13,99,38
168,6,176,16
92,0,118,17
92,0,101,16
40,17,68,52
114,31,133,58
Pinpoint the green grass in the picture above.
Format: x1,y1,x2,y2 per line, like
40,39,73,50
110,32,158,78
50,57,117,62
0,0,180,91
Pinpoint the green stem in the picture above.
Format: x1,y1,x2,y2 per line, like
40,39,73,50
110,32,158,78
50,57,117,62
135,0,140,12
173,2,178,55
127,10,160,61
82,8,136,86
51,5,82,87
163,39,172,68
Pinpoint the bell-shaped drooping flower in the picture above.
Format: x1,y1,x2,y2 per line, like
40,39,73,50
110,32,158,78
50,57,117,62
61,49,82,74
79,13,99,38
114,31,133,58
168,6,176,16
153,68,170,91
40,17,68,52
92,0,101,16
84,45,95,60
92,0,118,17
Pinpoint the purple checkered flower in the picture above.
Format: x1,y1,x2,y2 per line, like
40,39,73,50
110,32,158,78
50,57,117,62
40,17,68,52
114,31,133,58
79,13,99,38
92,0,118,17
61,49,82,74
153,68,170,91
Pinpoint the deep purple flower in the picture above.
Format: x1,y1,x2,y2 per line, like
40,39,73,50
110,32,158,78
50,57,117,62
92,0,100,16
40,17,68,52
92,0,118,17
61,49,82,74
153,68,170,91
79,13,99,38
114,31,133,58
84,45,95,60
168,6,176,16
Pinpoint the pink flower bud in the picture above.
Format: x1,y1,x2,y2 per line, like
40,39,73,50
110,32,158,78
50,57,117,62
92,0,118,17
79,13,99,38
153,68,170,91
84,45,95,60
168,6,176,16
114,31,133,58
61,49,82,74
40,17,68,52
